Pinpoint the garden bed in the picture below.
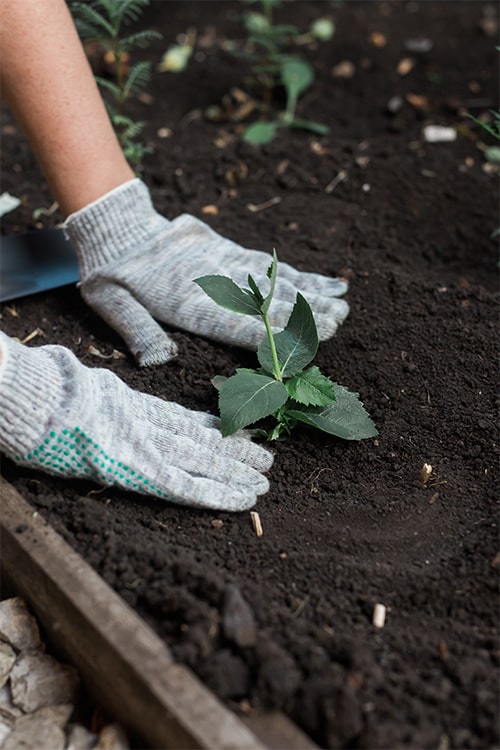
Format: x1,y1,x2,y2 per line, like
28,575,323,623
1,1,498,747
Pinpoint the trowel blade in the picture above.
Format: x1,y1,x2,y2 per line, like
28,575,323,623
0,229,79,302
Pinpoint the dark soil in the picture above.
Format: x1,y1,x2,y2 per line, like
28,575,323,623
1,2,499,748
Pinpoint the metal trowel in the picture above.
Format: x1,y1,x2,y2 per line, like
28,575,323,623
0,229,79,303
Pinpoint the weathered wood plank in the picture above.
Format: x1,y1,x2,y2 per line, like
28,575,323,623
244,712,319,750
0,477,268,750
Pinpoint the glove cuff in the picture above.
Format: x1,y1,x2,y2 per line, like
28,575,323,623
63,179,161,279
0,333,67,457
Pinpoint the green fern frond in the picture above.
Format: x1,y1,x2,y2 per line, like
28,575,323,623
122,61,151,97
121,29,162,51
71,2,115,40
95,76,122,101
112,0,150,26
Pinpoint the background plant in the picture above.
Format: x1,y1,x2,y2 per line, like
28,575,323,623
71,0,161,168
195,252,377,441
237,0,335,144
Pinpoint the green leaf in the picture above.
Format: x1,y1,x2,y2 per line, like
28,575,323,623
121,29,162,51
95,76,122,100
71,3,116,40
485,146,500,164
281,59,314,99
287,384,378,440
289,118,330,135
219,372,288,436
123,60,151,98
286,366,336,406
211,375,227,391
281,59,314,120
243,121,279,144
194,275,262,315
261,249,278,314
247,274,265,306
258,292,318,377
310,17,335,41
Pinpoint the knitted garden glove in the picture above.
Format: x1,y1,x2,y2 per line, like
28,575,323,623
0,333,273,511
64,179,349,366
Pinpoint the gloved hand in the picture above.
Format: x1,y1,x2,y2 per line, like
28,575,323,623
0,333,273,511
64,179,349,366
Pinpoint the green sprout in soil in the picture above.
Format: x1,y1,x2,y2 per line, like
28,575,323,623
195,252,377,441
238,0,334,144
71,0,162,168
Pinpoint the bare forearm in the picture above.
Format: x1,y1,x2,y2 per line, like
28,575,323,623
0,0,134,216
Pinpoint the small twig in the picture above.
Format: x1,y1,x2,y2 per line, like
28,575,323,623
154,520,169,530
325,169,347,193
372,603,387,628
292,595,310,617
247,196,281,213
20,328,44,345
250,511,263,537
421,463,433,484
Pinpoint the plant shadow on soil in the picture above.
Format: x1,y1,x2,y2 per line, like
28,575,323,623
1,2,498,748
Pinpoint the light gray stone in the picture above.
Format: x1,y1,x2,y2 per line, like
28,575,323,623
0,684,22,722
31,704,74,728
96,723,130,750
2,715,65,750
0,720,12,746
0,643,16,689
66,723,97,750
10,651,79,713
0,599,41,652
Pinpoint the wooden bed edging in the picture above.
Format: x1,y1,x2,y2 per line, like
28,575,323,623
0,477,318,750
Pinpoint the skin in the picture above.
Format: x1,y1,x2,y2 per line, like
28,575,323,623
0,0,135,217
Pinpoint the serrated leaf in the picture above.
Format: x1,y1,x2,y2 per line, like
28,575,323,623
261,248,278,314
211,375,227,391
195,275,262,315
258,292,318,377
286,366,336,406
243,121,279,144
219,372,288,436
247,274,265,306
287,384,378,440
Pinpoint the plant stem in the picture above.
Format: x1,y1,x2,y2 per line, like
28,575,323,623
262,0,273,27
262,310,282,381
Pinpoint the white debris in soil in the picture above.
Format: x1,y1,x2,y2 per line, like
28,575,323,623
0,597,130,750
423,125,457,143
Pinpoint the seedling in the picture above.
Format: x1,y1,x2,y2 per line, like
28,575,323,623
227,0,334,144
71,0,162,167
195,252,377,441
241,1,333,143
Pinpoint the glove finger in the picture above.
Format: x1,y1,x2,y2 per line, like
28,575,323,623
264,296,349,343
314,305,350,340
81,279,178,366
135,397,220,431
227,259,348,300
128,387,274,472
153,405,274,473
150,431,271,495
157,466,262,512
217,433,274,472
192,223,348,300
277,261,349,298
